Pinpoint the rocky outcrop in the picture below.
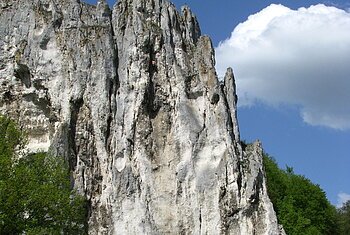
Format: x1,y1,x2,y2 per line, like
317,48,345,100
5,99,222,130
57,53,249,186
0,0,283,234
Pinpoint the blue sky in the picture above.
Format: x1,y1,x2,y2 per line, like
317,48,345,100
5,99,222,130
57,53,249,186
85,0,350,206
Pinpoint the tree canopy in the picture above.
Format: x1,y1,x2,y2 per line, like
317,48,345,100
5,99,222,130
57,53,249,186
337,200,350,235
0,116,87,234
263,152,338,235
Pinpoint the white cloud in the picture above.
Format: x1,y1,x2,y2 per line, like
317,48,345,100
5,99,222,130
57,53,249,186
215,4,350,130
337,192,350,207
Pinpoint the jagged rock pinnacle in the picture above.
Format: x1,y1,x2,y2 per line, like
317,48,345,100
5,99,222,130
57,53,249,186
0,0,284,234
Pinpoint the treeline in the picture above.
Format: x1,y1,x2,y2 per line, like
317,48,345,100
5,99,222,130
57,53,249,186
0,116,87,234
263,150,350,235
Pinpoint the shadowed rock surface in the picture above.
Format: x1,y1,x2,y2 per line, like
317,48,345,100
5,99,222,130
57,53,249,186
0,0,285,234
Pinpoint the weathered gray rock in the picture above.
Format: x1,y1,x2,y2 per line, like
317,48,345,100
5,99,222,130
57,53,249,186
0,0,284,234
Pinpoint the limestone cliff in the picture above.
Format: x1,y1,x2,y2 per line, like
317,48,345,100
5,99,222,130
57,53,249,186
0,0,284,234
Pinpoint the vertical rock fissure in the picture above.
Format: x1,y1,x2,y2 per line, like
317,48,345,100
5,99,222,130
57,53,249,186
68,98,84,171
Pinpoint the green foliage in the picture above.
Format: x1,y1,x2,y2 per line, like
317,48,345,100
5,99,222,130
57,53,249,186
263,153,338,235
0,116,87,234
337,200,350,235
0,116,24,180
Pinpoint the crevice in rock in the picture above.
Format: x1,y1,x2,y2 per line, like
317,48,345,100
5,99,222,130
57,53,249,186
237,165,243,197
176,180,183,199
52,14,63,29
14,63,31,88
106,77,117,152
39,29,51,50
142,78,160,119
2,90,14,103
249,169,263,205
105,114,112,151
185,74,203,99
32,79,47,91
131,118,137,155
68,98,84,171
106,14,120,152
199,206,202,232
210,92,220,105
22,92,52,119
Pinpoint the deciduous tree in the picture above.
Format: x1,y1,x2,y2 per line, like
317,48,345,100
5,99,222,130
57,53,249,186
0,116,87,234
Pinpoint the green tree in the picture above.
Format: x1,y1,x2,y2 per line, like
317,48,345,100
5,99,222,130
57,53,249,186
263,152,338,235
337,200,350,235
0,116,23,180
0,116,87,234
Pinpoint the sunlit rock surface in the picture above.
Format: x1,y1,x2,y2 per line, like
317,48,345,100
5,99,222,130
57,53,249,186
0,0,284,234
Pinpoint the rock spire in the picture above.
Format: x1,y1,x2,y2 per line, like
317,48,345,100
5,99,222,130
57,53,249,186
0,0,284,234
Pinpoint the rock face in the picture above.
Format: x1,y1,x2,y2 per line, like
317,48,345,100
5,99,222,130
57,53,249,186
0,0,284,234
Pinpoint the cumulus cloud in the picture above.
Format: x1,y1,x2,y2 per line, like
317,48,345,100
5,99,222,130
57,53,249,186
337,192,350,207
215,4,350,130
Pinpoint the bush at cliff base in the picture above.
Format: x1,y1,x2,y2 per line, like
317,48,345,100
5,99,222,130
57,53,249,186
0,116,87,234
